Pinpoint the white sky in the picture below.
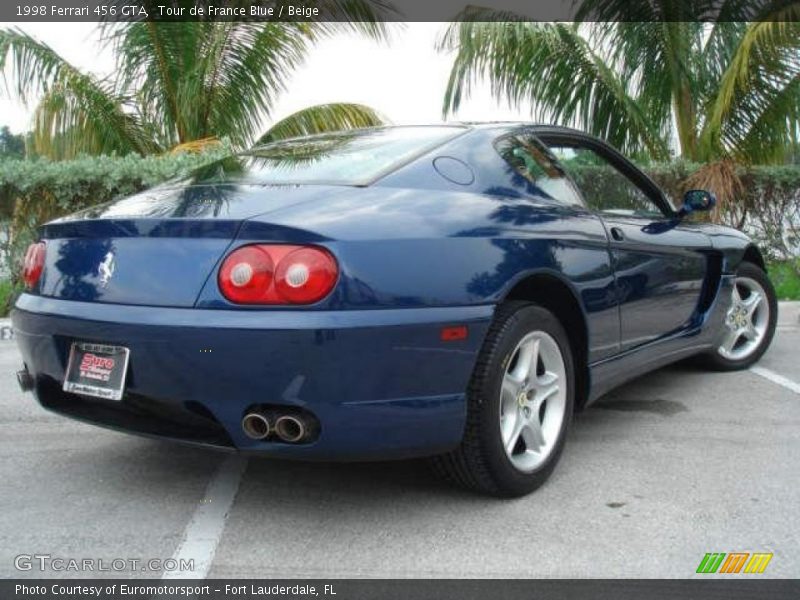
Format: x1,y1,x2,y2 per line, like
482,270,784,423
0,22,533,136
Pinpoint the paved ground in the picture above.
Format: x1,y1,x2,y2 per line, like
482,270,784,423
0,306,798,579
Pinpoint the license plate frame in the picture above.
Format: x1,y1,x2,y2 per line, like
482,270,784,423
63,342,130,401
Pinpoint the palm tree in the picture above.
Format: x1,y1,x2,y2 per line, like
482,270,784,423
0,1,393,158
440,2,800,202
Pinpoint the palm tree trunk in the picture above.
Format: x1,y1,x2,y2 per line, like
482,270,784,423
674,84,698,160
145,22,185,143
661,21,699,161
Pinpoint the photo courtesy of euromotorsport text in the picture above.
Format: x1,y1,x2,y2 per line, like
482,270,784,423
0,0,798,599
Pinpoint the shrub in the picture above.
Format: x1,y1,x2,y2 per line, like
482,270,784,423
0,278,17,316
717,166,800,264
768,260,800,300
0,147,230,288
644,163,800,263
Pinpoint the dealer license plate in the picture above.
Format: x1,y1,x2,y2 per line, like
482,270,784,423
63,342,130,401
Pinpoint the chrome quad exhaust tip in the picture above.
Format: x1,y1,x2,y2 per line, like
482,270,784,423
242,407,320,443
274,414,319,444
241,411,272,440
274,415,307,443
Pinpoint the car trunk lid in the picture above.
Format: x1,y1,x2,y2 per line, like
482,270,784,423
36,183,346,307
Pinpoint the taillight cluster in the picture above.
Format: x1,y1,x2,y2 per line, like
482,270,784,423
22,242,46,289
218,244,338,305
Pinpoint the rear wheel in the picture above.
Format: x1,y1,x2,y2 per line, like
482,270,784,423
703,261,777,371
432,302,575,497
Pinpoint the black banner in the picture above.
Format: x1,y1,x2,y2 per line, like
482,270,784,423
2,0,799,22
2,580,800,600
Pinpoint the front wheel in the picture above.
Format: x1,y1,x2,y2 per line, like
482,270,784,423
431,302,575,497
703,261,777,371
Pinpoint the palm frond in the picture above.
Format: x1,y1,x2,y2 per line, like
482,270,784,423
257,103,385,145
202,23,315,148
734,73,799,162
105,21,204,147
440,9,669,159
103,2,393,150
701,20,749,98
302,0,397,41
575,0,703,20
589,20,704,158
700,18,800,162
0,27,150,158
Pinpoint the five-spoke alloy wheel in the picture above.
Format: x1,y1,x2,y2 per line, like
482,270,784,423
432,301,575,497
718,276,770,361
705,261,777,371
500,331,567,473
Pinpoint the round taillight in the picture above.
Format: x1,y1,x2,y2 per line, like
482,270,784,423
218,245,274,304
218,244,338,305
275,247,338,304
22,242,46,289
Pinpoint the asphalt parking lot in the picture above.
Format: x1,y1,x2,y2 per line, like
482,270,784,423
0,306,798,580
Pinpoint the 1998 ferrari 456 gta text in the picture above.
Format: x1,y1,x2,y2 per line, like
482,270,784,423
12,125,777,496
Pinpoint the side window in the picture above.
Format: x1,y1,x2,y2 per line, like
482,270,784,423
495,135,584,207
548,145,664,218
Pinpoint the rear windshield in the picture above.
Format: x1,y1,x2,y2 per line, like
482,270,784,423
189,126,466,186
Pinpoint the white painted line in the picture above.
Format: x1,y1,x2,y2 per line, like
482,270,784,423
750,366,800,395
163,454,248,579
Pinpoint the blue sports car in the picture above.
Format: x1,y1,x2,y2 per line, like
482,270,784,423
12,124,778,496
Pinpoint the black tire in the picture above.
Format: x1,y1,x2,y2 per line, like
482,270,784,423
431,301,575,497
701,261,778,371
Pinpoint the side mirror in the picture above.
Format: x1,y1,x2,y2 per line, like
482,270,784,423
680,189,716,217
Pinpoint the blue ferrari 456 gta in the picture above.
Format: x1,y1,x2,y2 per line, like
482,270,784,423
12,124,778,496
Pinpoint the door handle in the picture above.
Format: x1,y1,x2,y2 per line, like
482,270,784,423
610,227,625,242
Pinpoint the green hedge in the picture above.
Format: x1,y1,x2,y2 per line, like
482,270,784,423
0,148,230,297
0,148,231,220
769,260,800,300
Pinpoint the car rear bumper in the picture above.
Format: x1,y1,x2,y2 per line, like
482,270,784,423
12,294,493,460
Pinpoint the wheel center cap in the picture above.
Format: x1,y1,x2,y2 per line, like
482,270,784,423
729,305,748,328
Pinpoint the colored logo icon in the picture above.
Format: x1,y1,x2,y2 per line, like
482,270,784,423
696,552,773,574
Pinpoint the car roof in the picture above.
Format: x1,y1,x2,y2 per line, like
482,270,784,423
249,123,587,149
379,122,593,139
454,122,594,136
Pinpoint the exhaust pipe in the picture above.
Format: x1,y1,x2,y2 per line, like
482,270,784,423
16,369,34,392
275,414,316,444
241,411,271,440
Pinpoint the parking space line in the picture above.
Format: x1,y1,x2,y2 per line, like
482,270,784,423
162,454,248,579
750,366,800,395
